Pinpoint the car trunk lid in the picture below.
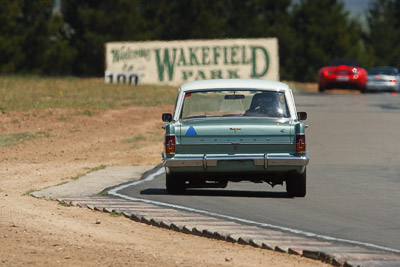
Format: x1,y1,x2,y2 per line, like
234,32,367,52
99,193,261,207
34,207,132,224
177,118,295,154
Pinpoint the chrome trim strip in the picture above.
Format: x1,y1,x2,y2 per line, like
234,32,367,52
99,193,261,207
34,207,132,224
180,141,293,145
163,154,309,168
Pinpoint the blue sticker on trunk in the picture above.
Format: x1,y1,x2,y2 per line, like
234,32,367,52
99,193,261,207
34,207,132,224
185,125,197,136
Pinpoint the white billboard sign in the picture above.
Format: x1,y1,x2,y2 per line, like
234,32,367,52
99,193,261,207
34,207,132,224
105,38,279,86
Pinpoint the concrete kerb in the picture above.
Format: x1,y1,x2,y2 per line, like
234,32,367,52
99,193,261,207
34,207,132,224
31,165,400,267
31,165,155,199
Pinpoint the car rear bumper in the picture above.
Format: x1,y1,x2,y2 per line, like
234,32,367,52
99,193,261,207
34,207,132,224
163,154,309,169
320,79,365,90
366,82,399,92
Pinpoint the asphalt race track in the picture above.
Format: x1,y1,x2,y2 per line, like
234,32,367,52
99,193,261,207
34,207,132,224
118,92,400,252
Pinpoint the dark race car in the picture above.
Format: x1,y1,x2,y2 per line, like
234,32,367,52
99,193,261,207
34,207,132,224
318,59,368,93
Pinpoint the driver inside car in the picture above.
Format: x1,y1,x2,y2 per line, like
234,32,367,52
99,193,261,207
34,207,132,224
245,93,282,117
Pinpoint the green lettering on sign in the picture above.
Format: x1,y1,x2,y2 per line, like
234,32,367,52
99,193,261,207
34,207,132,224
228,70,240,78
223,47,228,65
111,49,120,62
250,46,269,78
201,47,210,65
182,71,193,80
211,70,222,79
213,46,221,65
241,45,251,64
176,48,187,66
231,46,239,65
154,48,177,81
195,70,206,80
189,48,199,66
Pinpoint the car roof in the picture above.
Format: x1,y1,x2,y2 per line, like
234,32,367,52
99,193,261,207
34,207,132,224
369,66,398,71
179,79,290,92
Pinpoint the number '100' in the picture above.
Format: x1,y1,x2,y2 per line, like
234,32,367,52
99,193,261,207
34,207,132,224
106,72,140,85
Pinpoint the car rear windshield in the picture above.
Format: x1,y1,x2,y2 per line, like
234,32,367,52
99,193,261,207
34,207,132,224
368,68,398,75
180,90,290,119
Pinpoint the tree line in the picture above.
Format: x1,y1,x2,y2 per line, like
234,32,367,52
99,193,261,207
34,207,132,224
1,0,399,82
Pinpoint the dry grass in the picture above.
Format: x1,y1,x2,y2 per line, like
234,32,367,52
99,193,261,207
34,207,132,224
0,75,177,111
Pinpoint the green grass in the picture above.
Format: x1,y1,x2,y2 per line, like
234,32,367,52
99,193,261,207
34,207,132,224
0,132,36,147
56,115,70,121
109,211,123,217
73,109,95,116
122,132,164,150
58,200,72,207
0,131,53,147
22,189,37,196
122,135,145,144
70,164,107,180
69,125,81,133
0,75,177,111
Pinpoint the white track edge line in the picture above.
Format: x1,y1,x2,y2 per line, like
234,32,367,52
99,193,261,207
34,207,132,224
108,166,400,255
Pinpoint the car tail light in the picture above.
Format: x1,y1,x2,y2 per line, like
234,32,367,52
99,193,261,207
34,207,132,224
165,135,176,154
324,70,333,76
390,79,397,83
296,134,306,153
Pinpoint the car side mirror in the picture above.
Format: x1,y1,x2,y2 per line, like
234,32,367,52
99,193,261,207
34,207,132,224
162,113,173,122
297,112,307,121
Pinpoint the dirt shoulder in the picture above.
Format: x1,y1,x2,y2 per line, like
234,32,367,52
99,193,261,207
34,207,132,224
0,105,329,266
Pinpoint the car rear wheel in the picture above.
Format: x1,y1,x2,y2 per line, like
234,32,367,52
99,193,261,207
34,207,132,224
318,84,325,92
166,172,186,194
286,169,306,197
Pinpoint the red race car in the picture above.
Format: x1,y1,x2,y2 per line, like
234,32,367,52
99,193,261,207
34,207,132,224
318,59,368,93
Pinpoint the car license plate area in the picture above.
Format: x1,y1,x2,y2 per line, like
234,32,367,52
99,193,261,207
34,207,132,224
336,76,349,81
217,160,253,167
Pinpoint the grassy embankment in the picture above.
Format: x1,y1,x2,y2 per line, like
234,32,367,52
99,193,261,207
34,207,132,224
0,75,177,147
0,75,177,111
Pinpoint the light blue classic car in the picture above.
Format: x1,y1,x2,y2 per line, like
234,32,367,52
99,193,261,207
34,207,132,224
162,79,309,197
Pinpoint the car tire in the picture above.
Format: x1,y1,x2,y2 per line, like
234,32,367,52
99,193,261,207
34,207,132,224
318,84,325,92
166,172,186,194
286,169,306,197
